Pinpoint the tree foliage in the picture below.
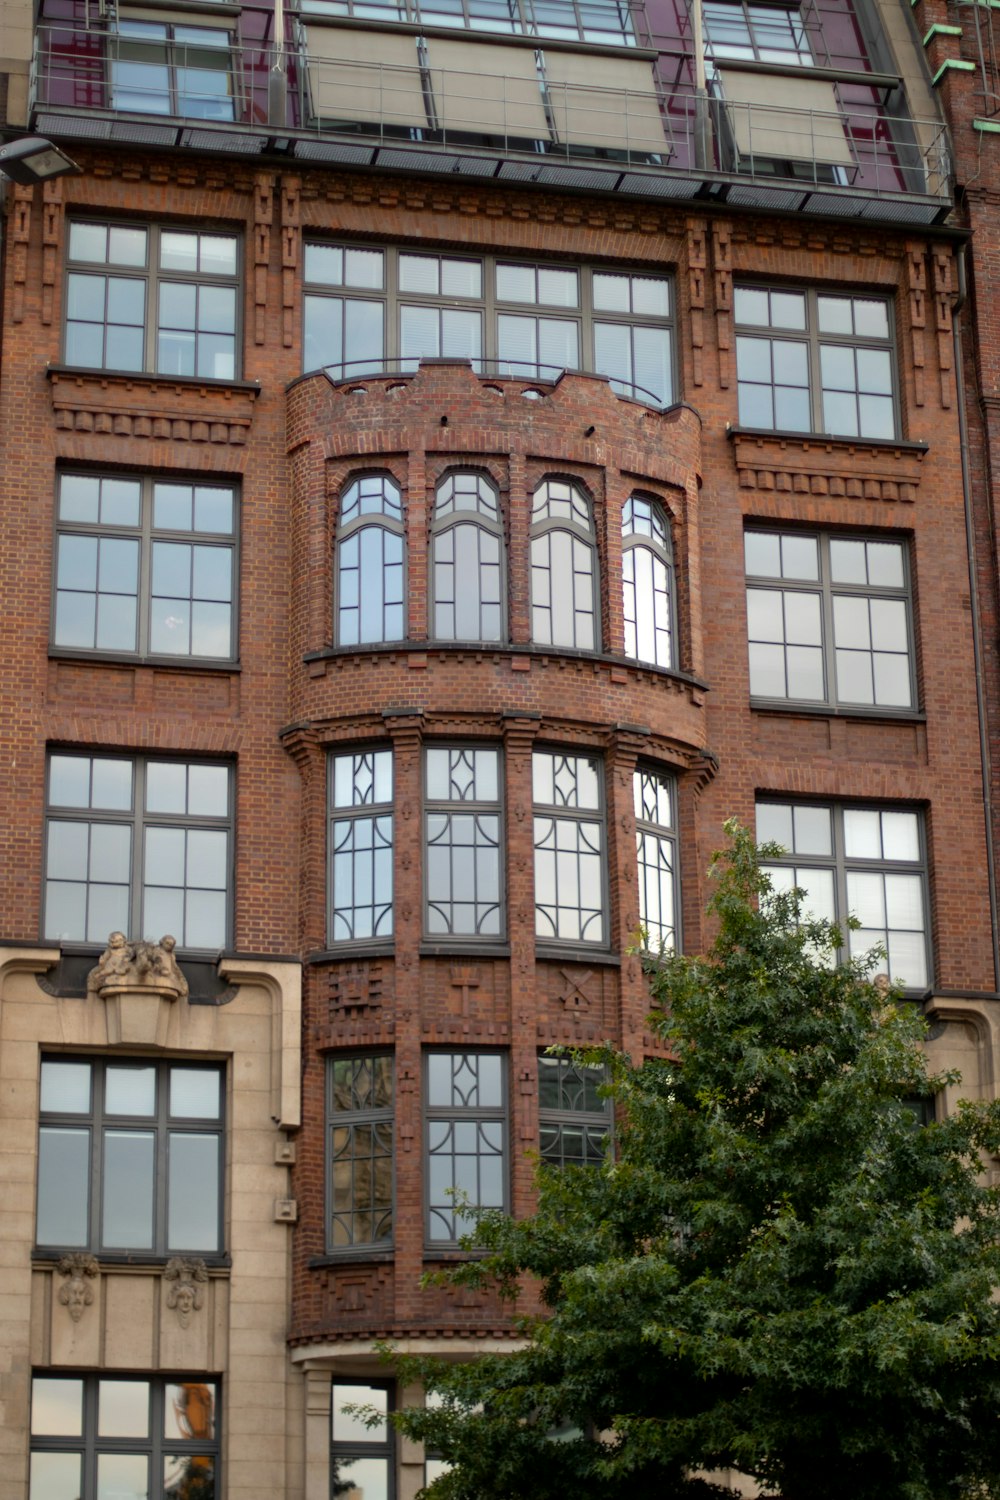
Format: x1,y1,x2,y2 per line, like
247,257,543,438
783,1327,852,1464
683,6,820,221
390,824,1000,1499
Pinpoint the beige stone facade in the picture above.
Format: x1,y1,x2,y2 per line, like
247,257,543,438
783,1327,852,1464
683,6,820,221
0,946,302,1500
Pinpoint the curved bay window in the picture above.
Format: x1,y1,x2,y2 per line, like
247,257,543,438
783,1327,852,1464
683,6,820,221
530,478,599,650
622,495,674,669
430,473,505,642
335,474,405,646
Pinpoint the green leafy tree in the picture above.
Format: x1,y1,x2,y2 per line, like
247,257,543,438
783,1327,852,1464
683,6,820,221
391,824,1000,1500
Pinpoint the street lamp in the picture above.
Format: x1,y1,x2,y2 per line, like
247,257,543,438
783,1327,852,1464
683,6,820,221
0,137,80,185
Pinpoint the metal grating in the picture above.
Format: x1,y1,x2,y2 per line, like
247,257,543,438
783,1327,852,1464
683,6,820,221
860,197,944,225
294,140,374,164
180,129,265,153
33,113,113,140
800,191,869,217
109,120,181,146
618,172,702,198
725,183,806,212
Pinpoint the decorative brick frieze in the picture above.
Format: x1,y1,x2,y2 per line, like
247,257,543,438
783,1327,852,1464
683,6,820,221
48,369,259,446
730,431,926,502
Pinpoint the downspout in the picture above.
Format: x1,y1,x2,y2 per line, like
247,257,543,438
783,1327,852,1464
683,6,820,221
953,240,1000,990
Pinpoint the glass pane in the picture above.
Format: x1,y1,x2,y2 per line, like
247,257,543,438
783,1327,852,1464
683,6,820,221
29,1452,82,1500
881,810,920,861
330,1456,388,1500
37,1128,90,1245
97,1452,148,1500
106,1065,156,1116
168,1133,220,1251
171,1068,221,1119
32,1378,84,1437
40,1059,91,1114
843,808,882,859
98,1380,149,1438
188,764,229,817
145,761,187,813
164,1455,215,1500
164,1382,217,1441
332,1384,388,1442
102,1130,155,1248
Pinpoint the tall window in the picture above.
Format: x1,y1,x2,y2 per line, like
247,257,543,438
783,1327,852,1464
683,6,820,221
533,750,606,945
65,222,239,379
425,1052,507,1243
36,1057,223,1254
328,749,394,944
30,1376,219,1500
634,767,678,951
331,1383,394,1500
538,1055,610,1166
111,19,234,119
335,474,405,646
425,747,503,938
303,247,673,405
43,754,232,951
327,1055,394,1252
431,473,505,642
530,479,599,650
53,473,237,661
756,800,929,990
622,495,674,668
735,287,896,439
745,531,914,709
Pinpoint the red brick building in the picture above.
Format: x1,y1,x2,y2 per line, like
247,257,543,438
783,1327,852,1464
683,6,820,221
0,0,993,1496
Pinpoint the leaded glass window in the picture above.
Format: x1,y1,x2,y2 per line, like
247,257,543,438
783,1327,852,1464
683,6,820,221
425,1052,507,1243
532,750,606,945
431,473,504,642
538,1056,610,1166
622,495,674,668
425,747,503,937
335,474,405,646
757,800,929,990
328,749,394,943
328,1055,394,1251
634,767,678,951
530,479,599,650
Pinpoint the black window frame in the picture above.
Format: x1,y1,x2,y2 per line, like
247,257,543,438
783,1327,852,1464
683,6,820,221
633,764,680,953
43,752,234,954
734,283,898,440
64,219,241,380
756,797,931,994
35,1055,226,1259
302,245,675,406
621,492,676,670
326,1053,395,1256
530,477,601,652
327,746,395,947
30,1373,221,1500
51,470,239,665
424,1050,509,1247
110,15,237,121
744,527,916,713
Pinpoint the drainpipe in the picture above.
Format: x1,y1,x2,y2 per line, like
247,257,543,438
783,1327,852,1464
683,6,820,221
690,0,713,172
953,240,1000,991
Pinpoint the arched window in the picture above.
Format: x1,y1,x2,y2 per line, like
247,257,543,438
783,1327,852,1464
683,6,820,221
430,473,504,642
335,474,405,646
622,495,674,669
530,479,598,651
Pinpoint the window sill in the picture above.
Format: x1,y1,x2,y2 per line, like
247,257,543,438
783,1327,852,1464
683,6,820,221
49,649,241,673
535,944,620,966
33,1250,232,1270
727,426,928,455
308,1251,395,1269
750,699,927,723
308,944,395,964
48,364,261,396
419,942,511,958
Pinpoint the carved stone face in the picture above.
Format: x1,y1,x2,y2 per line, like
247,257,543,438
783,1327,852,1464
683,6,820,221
176,1283,195,1313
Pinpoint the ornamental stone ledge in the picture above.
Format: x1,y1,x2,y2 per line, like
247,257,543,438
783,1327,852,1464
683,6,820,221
729,429,927,502
48,366,259,446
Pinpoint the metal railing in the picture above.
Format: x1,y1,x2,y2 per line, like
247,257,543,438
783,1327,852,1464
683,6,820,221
30,22,952,203
309,355,670,408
